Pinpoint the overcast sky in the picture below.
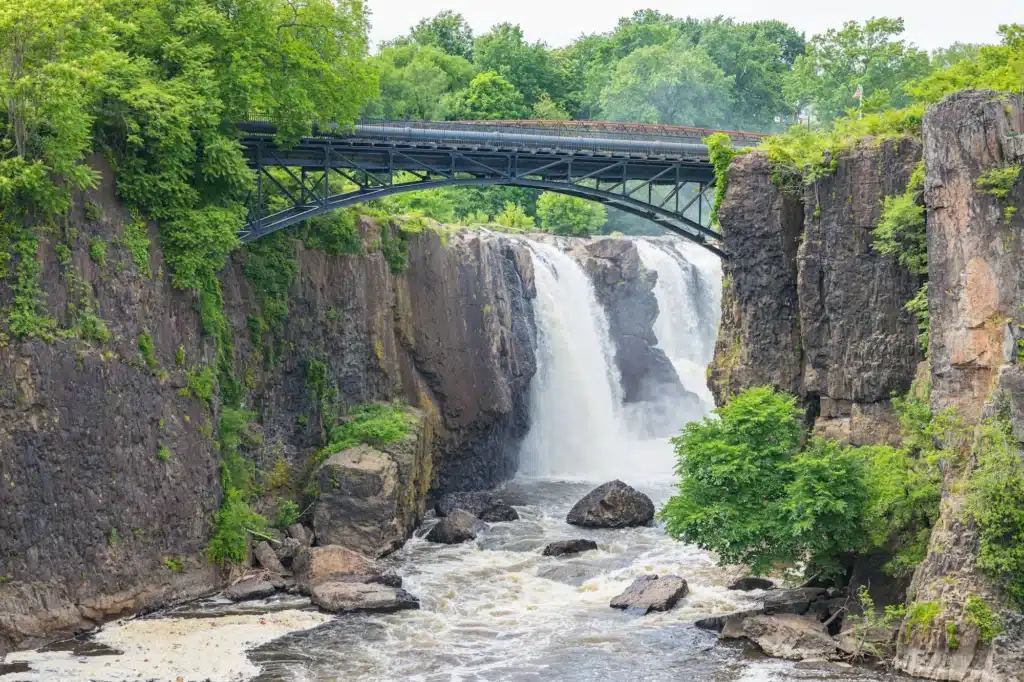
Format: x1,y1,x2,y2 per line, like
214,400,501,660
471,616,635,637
366,0,1016,52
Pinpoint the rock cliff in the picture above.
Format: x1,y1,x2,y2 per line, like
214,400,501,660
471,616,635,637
0,165,536,654
710,140,923,443
895,90,1024,682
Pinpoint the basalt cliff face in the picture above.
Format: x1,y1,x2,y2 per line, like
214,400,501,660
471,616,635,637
712,90,1024,680
710,139,923,444
0,164,538,654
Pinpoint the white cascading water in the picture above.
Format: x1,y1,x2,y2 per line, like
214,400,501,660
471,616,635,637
517,241,632,480
635,239,723,418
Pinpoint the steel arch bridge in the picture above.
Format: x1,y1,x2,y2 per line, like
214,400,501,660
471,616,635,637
237,119,764,258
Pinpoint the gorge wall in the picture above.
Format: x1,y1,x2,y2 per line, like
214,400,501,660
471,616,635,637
0,165,539,654
712,90,1024,680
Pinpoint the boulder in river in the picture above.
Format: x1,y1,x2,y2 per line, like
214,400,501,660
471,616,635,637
542,539,598,557
734,614,837,660
566,480,654,528
292,545,380,593
762,587,828,615
426,509,488,544
311,582,419,614
728,577,776,591
609,574,688,614
224,579,278,602
254,541,287,574
435,492,519,522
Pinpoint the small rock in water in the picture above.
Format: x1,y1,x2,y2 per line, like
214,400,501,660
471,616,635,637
310,582,419,614
609,574,688,614
224,579,278,602
478,502,519,522
426,509,488,544
254,541,287,574
542,539,598,557
435,492,519,522
728,576,775,591
566,480,654,528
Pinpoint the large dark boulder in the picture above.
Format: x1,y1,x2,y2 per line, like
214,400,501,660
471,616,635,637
435,492,519,522
609,574,688,614
566,480,654,528
762,587,828,616
542,540,598,557
728,577,776,591
425,509,488,544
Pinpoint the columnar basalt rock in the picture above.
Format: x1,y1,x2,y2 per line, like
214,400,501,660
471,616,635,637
798,138,924,445
895,90,1024,682
710,141,924,446
709,151,805,405
0,165,537,654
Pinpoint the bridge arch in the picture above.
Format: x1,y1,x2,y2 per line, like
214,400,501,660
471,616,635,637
241,176,725,258
238,119,740,258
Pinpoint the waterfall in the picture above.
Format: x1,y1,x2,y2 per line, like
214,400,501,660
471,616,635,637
635,239,723,418
517,242,631,480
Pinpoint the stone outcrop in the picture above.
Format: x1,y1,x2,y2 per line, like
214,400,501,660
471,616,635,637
291,545,379,593
709,152,805,404
731,614,837,661
799,138,924,443
894,91,1024,682
710,142,923,444
0,161,537,654
566,480,655,528
609,574,689,614
566,237,686,406
434,491,519,522
311,409,434,558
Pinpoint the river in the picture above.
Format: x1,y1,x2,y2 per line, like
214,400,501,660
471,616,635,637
0,237,909,682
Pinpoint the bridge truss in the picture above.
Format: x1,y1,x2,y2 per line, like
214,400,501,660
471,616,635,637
237,120,744,258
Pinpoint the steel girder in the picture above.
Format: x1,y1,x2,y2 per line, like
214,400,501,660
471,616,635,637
239,135,724,257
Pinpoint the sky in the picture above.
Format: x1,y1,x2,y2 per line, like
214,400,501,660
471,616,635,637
365,0,1017,52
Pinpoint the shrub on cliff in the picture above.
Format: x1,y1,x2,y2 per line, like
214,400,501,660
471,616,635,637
662,386,941,578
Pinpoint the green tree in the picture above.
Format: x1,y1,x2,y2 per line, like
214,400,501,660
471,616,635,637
661,386,805,573
473,23,565,106
368,43,476,120
409,10,474,60
442,71,529,120
908,25,1024,104
785,17,931,123
599,40,733,127
536,192,606,235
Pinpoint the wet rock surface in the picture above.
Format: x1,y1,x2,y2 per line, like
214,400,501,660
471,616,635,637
609,574,689,614
728,577,775,591
310,582,419,614
736,614,837,661
542,539,598,557
291,545,380,593
425,509,489,544
224,579,278,602
254,542,287,575
566,480,655,528
434,491,519,522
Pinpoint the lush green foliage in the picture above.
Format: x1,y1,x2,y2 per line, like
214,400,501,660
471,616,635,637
536,193,606,235
272,497,300,531
119,220,152,278
662,385,942,577
181,366,216,405
600,40,733,126
207,489,266,565
966,417,1024,606
873,161,927,275
442,72,529,120
785,18,931,122
319,402,413,463
705,133,736,227
904,283,930,354
964,595,1003,644
661,386,805,573
409,11,475,60
156,444,172,462
137,331,157,371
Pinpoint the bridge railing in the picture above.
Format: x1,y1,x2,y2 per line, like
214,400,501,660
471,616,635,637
238,116,765,155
